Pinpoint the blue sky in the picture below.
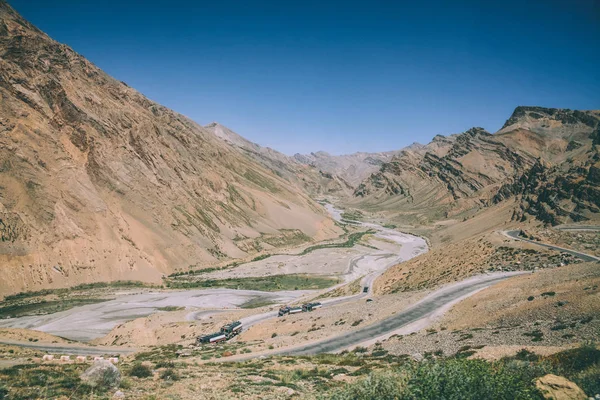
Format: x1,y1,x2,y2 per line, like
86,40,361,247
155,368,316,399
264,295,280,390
9,0,600,155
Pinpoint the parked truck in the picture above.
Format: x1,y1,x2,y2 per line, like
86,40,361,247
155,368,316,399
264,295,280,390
197,320,243,344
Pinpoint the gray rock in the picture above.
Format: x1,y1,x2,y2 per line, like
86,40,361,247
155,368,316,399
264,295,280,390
81,360,121,389
113,390,125,398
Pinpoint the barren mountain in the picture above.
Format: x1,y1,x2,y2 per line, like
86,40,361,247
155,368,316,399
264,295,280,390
293,148,412,187
204,122,352,196
0,2,341,296
352,107,600,226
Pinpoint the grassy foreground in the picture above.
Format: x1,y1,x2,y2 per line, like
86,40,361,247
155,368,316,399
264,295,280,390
0,344,598,399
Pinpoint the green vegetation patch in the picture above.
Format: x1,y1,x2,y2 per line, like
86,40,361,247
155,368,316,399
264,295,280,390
299,230,374,255
0,364,95,400
0,298,109,319
243,169,281,193
166,274,339,291
4,280,154,301
157,306,185,312
340,210,364,222
239,297,277,309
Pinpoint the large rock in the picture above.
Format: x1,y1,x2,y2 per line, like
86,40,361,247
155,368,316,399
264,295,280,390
535,374,588,400
80,360,121,389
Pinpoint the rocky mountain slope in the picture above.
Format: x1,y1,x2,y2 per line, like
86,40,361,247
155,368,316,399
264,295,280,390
204,122,353,196
293,148,414,187
351,107,600,226
0,2,342,296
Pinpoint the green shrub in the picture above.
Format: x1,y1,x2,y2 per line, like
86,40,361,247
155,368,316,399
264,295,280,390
321,359,545,400
160,368,179,381
572,364,600,396
545,344,600,374
129,363,152,378
515,349,539,362
324,372,404,400
155,361,175,369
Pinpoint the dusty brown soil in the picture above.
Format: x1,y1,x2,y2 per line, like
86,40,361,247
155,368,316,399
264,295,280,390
377,262,599,358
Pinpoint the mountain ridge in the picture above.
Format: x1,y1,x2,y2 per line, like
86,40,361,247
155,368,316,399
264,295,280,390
0,2,342,296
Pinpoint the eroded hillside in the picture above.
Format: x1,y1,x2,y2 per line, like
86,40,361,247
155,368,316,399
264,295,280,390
351,107,600,226
0,2,341,296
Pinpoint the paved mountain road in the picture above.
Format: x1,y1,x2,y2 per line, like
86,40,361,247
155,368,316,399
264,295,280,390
505,230,600,262
281,272,524,355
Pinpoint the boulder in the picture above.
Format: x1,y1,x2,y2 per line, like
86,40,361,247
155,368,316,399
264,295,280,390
80,360,121,389
535,374,587,400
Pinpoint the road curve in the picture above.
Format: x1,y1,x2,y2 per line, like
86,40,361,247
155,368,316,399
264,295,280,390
219,272,525,362
554,225,600,232
281,272,524,355
504,230,600,262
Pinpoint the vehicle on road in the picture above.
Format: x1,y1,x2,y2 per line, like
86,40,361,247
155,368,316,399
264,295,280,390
197,332,227,344
221,321,243,339
279,303,322,316
302,302,322,312
197,320,243,344
278,306,303,316
363,287,369,293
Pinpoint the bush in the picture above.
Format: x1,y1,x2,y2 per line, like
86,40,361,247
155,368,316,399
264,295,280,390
325,372,404,400
546,344,600,374
573,364,600,396
160,368,179,381
321,359,544,400
0,386,8,400
129,363,152,378
515,349,539,362
155,361,175,369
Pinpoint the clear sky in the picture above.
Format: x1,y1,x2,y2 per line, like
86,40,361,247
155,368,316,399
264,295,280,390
8,0,600,155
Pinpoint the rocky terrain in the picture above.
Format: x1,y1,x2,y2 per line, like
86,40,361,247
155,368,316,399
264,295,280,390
204,122,352,197
351,107,600,227
0,1,343,296
0,2,598,399
293,148,411,187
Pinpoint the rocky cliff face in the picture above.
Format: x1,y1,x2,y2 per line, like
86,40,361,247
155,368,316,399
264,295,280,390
0,2,341,295
352,108,600,225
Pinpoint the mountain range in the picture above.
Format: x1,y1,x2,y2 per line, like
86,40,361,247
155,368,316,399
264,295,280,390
0,0,598,295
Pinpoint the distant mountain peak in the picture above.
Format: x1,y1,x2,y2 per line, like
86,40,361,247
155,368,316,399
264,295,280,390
501,106,599,132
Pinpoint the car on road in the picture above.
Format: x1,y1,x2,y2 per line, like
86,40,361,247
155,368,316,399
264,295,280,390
363,287,369,293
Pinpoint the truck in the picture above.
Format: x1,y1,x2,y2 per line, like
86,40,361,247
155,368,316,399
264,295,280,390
221,321,243,339
197,332,227,344
196,320,243,344
278,306,303,317
302,302,323,312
